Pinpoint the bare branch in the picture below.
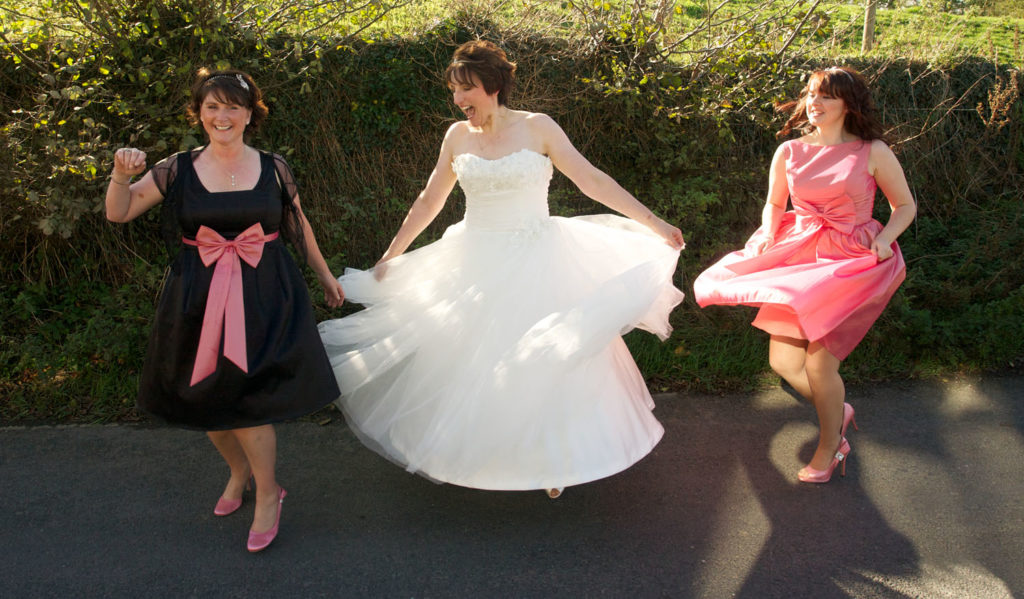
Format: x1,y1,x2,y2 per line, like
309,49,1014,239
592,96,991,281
776,0,824,61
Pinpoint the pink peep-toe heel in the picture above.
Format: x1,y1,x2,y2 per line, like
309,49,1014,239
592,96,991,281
797,437,851,484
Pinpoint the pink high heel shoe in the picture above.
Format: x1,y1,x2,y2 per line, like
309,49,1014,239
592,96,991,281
797,437,851,483
213,474,253,516
247,486,286,553
841,402,859,437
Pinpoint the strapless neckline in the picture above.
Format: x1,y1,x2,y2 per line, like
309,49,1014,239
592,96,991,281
453,148,549,164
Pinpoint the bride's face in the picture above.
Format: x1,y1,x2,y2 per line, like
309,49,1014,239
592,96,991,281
448,74,499,126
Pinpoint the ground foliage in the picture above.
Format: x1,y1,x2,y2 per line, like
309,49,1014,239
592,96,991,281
1,0,1021,422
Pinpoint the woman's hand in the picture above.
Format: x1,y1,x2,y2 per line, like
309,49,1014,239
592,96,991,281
318,274,345,308
372,258,391,282
653,220,685,250
870,233,895,261
106,148,164,222
751,232,775,256
113,147,148,179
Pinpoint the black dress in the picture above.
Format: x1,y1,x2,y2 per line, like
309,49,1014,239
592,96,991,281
136,148,340,430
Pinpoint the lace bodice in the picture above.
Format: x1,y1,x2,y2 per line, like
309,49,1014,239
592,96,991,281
452,149,552,231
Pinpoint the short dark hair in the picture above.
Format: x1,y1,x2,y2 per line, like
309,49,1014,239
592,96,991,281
444,40,517,106
777,66,887,142
186,68,269,131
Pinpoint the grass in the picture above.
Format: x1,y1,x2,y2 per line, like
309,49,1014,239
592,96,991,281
3,1,1020,66
826,4,1023,64
360,1,1024,67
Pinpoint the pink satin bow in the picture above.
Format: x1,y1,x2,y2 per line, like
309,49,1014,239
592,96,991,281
182,223,279,386
794,196,857,234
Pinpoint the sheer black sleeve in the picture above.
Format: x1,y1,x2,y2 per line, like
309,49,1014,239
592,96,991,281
150,153,178,198
272,152,308,264
155,152,185,260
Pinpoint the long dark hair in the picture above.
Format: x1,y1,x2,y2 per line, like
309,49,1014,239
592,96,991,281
776,66,887,142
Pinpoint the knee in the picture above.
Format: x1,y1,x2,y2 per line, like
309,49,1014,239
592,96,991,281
768,352,803,380
804,353,840,383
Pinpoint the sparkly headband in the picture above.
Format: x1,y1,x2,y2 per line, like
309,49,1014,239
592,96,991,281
207,73,250,91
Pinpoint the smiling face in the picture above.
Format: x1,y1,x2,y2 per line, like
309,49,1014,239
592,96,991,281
448,73,499,127
199,91,252,142
804,81,848,130
186,70,268,136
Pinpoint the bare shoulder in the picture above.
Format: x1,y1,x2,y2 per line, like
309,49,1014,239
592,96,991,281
772,140,793,163
868,138,894,158
444,120,470,141
868,138,900,172
522,111,558,131
440,121,470,152
521,111,567,151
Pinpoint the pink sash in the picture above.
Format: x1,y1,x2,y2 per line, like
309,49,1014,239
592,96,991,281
793,196,857,234
182,223,279,386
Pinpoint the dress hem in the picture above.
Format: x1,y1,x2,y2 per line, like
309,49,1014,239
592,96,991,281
340,400,664,491
136,393,339,432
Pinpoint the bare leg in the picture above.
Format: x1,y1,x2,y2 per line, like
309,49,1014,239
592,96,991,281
233,424,280,534
768,335,812,399
804,342,845,471
207,430,251,501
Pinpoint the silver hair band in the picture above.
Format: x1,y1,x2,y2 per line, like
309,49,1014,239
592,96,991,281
208,73,250,91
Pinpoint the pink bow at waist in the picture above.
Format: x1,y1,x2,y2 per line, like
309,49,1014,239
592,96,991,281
794,196,858,234
182,223,279,386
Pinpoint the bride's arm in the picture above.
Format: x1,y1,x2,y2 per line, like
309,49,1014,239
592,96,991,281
377,124,460,265
536,114,684,249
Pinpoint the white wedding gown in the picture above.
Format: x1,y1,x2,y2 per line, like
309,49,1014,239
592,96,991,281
318,149,684,490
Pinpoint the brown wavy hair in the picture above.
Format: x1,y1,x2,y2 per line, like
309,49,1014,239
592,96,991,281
444,40,517,106
186,68,269,132
776,66,887,143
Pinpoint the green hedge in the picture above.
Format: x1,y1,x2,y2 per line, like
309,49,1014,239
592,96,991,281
2,6,1022,422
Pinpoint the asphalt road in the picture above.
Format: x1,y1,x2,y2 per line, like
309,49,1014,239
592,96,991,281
2,375,1022,598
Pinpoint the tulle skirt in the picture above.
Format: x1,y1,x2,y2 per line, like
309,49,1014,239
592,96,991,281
318,214,683,490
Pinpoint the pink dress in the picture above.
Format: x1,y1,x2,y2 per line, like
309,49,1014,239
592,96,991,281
693,139,905,360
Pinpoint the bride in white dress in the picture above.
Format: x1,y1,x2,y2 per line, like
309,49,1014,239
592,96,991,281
319,40,685,497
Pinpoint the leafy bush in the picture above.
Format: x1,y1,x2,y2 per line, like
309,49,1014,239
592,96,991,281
1,1,1021,423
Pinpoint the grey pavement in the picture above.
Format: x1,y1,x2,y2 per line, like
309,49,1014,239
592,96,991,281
1,375,1022,598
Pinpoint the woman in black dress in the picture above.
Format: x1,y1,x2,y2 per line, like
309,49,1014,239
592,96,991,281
105,68,343,552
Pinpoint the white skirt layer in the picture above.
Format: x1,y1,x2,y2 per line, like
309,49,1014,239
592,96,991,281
318,214,684,490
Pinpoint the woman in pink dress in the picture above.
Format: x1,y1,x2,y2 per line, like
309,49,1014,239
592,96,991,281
693,67,916,483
